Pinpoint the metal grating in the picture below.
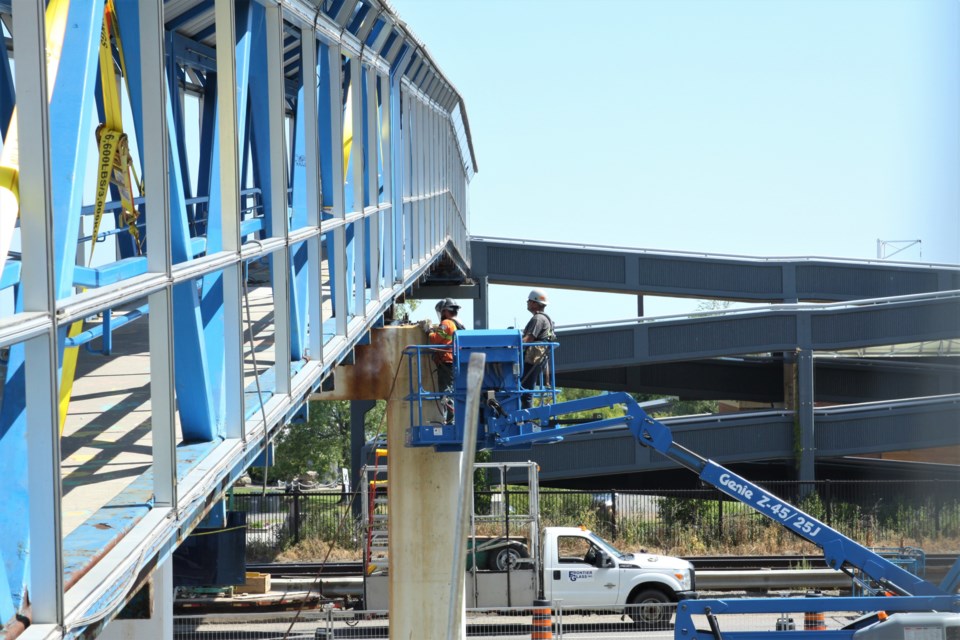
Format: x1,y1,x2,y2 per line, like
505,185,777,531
797,264,942,299
555,328,635,366
638,256,783,295
815,360,960,402
816,400,960,456
811,299,960,348
648,315,798,357
674,419,794,463
485,246,626,284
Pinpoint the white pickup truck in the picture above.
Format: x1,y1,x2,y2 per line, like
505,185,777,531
485,525,697,627
363,462,696,627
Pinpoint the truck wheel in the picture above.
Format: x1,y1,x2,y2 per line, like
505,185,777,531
626,589,673,630
488,543,529,571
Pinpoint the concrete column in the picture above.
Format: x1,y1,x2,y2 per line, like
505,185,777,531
325,327,468,637
99,555,172,640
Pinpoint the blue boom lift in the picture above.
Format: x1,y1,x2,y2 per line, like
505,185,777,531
406,329,960,640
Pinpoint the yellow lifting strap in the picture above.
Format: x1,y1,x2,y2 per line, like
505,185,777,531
0,0,72,274
59,0,143,430
91,0,143,256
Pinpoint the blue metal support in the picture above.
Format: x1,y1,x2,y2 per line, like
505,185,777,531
116,0,219,442
676,596,960,640
0,31,13,139
247,2,278,241
0,0,104,619
288,53,309,359
1,1,477,630
194,73,219,238
390,46,410,282
941,557,960,594
165,32,194,223
59,304,148,351
164,58,219,442
345,56,361,317
0,301,27,620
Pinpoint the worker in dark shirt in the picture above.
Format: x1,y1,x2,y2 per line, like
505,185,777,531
520,289,556,409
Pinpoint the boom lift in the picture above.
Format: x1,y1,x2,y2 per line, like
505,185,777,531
406,329,960,638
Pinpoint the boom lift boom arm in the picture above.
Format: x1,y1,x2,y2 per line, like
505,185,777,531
490,391,951,598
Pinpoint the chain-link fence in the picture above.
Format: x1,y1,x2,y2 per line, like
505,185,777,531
173,601,865,639
173,603,676,639
230,479,960,560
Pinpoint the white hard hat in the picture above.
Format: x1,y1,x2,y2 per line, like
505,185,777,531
527,289,548,305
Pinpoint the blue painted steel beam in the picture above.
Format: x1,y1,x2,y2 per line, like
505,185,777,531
247,3,278,240
316,41,344,323
165,89,219,442
0,0,104,620
115,1,219,443
169,31,217,74
347,3,371,35
366,18,386,47
64,304,147,349
0,35,13,138
194,24,216,43
196,69,227,432
165,1,214,32
166,34,194,222
195,0,260,436
0,297,25,625
390,46,410,280
288,54,309,360
194,73,218,237
380,31,398,58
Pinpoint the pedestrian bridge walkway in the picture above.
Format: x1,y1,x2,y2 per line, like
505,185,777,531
1,0,473,636
1,1,957,638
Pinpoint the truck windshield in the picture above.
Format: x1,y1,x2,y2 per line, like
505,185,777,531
587,532,625,560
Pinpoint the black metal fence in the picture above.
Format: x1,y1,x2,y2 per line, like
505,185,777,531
229,479,960,560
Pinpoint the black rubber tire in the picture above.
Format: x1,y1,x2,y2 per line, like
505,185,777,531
626,588,673,630
487,542,530,571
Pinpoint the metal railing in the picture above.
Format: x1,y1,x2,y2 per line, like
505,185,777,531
173,603,681,639
229,479,960,561
173,601,867,639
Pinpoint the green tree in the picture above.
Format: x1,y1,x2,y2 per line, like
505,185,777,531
550,388,719,419
631,393,719,417
268,400,386,482
550,387,624,420
694,299,733,314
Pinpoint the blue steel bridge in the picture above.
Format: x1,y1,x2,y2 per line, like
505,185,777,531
0,1,957,638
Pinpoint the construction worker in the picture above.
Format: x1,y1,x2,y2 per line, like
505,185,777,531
521,289,556,409
428,299,465,422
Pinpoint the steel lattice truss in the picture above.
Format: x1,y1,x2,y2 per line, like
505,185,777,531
0,1,474,636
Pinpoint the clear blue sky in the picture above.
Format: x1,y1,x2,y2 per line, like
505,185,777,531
395,0,960,328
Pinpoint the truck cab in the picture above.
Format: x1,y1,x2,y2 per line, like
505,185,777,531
543,526,696,627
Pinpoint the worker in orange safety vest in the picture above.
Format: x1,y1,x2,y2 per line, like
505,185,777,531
427,298,465,423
